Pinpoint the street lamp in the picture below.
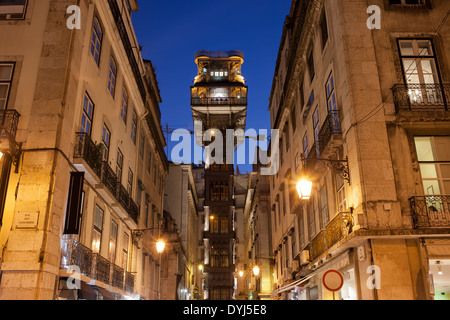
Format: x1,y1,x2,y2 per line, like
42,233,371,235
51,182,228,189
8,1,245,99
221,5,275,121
156,240,166,254
296,179,313,200
253,265,260,277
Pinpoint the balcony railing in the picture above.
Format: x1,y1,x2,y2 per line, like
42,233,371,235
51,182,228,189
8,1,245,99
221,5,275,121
60,239,93,278
308,212,354,262
60,239,135,293
318,110,341,156
410,195,450,228
0,109,20,140
191,97,248,106
392,83,449,112
101,161,118,197
74,132,139,224
310,230,326,262
125,272,135,293
112,265,124,290
74,133,103,179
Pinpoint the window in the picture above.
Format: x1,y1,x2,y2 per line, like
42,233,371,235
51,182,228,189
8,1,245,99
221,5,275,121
326,72,340,132
336,173,347,213
307,50,315,82
131,111,137,144
312,107,320,156
109,221,118,263
123,232,129,270
146,149,152,174
127,168,133,196
116,148,123,183
398,39,441,104
107,57,117,97
81,93,94,135
102,124,111,161
307,198,316,241
414,136,450,195
90,17,103,65
302,132,309,158
0,63,14,109
139,130,145,160
284,122,290,151
0,0,28,20
320,10,329,49
120,88,128,124
92,205,104,254
210,215,229,234
320,186,329,227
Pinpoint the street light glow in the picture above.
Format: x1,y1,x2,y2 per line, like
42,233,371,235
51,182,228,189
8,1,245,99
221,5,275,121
296,179,313,200
156,240,166,253
253,265,260,277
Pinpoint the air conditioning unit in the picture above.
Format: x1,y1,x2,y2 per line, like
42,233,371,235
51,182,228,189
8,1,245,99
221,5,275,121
300,250,310,266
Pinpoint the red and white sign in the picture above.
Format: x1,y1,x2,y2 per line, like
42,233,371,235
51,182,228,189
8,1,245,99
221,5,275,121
322,269,344,292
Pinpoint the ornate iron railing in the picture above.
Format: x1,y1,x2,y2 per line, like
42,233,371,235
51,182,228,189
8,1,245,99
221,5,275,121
410,195,450,228
309,230,326,261
325,212,353,249
100,161,118,196
60,239,93,278
112,264,124,290
318,110,341,155
92,253,111,284
0,109,20,139
392,83,449,112
74,133,103,179
125,272,135,293
117,184,130,212
128,199,139,224
191,97,248,106
307,212,354,262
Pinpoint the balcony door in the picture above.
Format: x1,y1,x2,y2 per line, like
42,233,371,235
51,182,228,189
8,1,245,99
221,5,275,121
414,136,450,196
398,39,442,105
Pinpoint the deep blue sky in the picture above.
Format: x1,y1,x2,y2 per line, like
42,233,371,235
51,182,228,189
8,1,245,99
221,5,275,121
132,0,291,172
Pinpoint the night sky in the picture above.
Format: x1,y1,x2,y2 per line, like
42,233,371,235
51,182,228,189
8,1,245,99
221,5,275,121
132,0,291,172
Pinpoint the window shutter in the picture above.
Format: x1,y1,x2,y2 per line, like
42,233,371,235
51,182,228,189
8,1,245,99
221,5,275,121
64,172,85,235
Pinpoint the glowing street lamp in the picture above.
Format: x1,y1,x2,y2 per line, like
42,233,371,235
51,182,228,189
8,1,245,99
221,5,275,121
199,264,204,271
239,270,244,277
156,240,166,254
253,265,260,277
296,179,312,200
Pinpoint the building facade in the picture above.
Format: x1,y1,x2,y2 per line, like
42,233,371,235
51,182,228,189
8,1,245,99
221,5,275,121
191,50,248,300
243,167,273,300
269,0,450,300
161,163,200,300
0,0,168,300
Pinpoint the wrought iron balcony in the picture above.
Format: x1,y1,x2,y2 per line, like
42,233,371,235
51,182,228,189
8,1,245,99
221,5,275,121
74,133,103,179
125,272,135,293
100,161,119,197
309,230,326,262
325,212,353,249
60,239,93,278
392,83,449,112
92,253,111,284
112,264,124,290
318,110,341,156
307,212,354,262
191,97,248,106
0,109,20,140
128,199,139,224
410,195,450,228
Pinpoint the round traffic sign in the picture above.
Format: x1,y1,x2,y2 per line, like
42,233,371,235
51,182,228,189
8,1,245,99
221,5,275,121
322,269,344,292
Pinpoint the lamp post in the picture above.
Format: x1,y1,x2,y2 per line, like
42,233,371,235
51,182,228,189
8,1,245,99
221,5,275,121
131,227,165,300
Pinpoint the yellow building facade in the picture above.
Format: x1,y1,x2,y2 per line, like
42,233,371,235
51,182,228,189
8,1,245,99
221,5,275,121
0,0,168,300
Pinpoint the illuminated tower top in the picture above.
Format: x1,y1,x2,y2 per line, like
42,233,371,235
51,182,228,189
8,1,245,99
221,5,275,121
191,50,248,144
